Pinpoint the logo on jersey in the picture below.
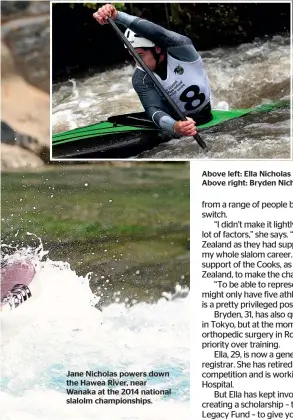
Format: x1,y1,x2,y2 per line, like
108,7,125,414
174,65,184,75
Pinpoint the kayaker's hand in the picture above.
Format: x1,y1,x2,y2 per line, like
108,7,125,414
93,4,118,25
174,118,197,137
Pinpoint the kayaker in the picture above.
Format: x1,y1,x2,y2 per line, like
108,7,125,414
93,4,212,137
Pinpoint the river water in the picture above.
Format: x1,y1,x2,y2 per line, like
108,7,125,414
1,162,190,418
1,246,189,419
52,35,291,159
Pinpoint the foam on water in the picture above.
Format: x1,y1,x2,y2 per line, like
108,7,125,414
1,243,189,419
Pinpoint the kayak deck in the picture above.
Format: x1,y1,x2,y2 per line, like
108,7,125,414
52,109,250,146
52,101,287,158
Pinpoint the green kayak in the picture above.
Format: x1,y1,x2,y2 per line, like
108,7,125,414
52,102,286,158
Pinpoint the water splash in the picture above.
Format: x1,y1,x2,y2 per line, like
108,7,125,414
1,233,48,268
1,241,189,418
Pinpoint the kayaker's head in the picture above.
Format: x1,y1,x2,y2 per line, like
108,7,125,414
124,29,164,71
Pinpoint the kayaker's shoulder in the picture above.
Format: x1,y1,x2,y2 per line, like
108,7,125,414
132,67,152,86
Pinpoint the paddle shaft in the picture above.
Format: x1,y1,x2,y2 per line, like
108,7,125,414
107,17,208,150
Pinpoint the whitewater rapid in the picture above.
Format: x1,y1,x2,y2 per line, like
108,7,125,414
52,35,291,159
1,249,189,419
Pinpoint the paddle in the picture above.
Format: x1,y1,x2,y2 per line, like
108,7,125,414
107,17,208,150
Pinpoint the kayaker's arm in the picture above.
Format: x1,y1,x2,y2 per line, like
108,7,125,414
133,70,178,134
115,12,200,62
